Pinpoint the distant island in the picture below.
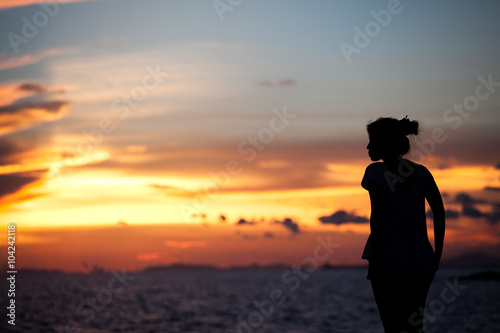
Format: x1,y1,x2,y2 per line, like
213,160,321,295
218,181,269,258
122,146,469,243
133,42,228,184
3,251,500,274
440,251,500,268
144,251,500,272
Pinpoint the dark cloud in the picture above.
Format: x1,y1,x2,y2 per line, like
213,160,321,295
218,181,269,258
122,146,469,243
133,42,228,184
0,139,22,164
17,83,64,94
451,192,500,225
236,218,255,225
18,83,47,94
426,209,460,219
274,218,300,234
0,171,45,200
463,203,500,225
484,186,500,192
462,206,485,218
445,209,461,219
436,163,452,170
488,204,500,225
318,210,369,225
454,192,486,205
0,81,69,136
242,233,258,240
0,100,68,115
484,210,500,225
0,100,70,136
0,138,47,204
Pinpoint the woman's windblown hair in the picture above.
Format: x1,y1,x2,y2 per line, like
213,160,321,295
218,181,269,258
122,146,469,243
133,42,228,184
398,116,419,136
367,116,419,156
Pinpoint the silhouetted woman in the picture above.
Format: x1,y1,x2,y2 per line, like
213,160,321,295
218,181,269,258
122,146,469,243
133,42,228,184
361,117,445,333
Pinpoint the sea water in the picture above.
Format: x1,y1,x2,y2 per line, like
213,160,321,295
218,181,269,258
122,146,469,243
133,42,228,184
1,267,499,332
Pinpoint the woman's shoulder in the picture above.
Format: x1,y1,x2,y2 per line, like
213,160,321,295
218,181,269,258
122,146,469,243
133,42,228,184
409,161,432,174
409,161,435,182
364,162,389,177
365,162,386,172
362,163,387,189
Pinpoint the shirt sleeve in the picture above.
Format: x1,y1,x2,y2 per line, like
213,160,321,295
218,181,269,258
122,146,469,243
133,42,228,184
361,163,383,190
420,165,436,188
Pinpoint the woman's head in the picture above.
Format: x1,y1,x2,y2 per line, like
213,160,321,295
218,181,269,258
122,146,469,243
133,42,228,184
366,116,419,161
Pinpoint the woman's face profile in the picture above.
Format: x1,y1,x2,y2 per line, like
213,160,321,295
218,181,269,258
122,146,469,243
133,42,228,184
366,139,383,161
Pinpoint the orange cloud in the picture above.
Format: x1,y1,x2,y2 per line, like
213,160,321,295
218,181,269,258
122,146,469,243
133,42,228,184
258,159,289,169
0,81,70,136
0,169,46,206
0,82,71,207
17,82,65,94
0,82,65,107
0,48,76,70
136,252,161,261
0,100,70,136
150,184,197,198
164,240,207,249
125,145,147,154
0,83,35,107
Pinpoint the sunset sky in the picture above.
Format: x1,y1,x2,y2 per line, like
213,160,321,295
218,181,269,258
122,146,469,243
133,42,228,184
0,0,499,272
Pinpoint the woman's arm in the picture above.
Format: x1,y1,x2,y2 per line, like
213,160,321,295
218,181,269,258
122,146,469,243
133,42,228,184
366,179,387,268
425,180,445,271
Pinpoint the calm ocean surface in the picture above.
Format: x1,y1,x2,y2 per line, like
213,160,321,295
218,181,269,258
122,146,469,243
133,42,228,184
1,267,499,332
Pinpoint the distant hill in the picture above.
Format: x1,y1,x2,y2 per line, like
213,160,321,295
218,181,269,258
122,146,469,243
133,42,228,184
144,263,292,272
144,263,219,271
441,252,500,267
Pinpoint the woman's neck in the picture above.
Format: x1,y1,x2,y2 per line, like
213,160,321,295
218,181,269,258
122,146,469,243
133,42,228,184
382,155,417,187
382,155,402,169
